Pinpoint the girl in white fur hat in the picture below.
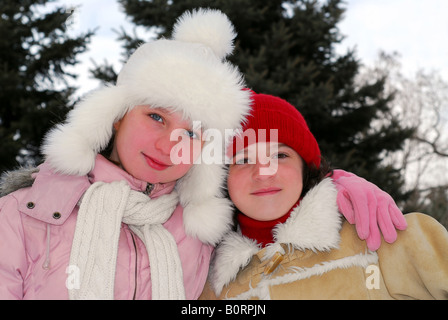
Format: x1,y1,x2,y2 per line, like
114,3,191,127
0,9,406,300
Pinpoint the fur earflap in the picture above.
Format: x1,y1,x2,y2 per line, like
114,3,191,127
172,8,236,60
177,162,233,245
42,86,130,175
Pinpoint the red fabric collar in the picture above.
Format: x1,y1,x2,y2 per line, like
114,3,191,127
237,199,300,247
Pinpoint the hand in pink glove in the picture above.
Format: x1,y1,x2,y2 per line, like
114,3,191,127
331,169,407,251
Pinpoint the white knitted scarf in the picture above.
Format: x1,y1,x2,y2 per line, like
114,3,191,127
68,180,185,300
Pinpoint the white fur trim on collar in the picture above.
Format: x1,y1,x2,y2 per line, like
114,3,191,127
210,231,260,295
273,178,341,252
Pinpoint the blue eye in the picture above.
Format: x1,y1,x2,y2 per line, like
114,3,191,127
149,113,163,122
185,130,199,139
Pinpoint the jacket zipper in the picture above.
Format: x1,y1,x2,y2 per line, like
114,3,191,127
128,184,151,300
130,232,138,300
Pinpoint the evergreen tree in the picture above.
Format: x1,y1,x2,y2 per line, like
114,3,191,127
0,0,93,172
95,0,413,202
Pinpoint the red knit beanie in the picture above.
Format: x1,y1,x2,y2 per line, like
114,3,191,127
230,92,321,168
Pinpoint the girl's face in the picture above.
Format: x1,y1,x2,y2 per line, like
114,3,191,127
228,142,304,221
110,105,203,184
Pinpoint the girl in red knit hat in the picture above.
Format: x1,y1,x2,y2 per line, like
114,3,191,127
200,92,448,300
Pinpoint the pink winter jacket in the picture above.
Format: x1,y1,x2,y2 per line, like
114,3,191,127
0,155,213,300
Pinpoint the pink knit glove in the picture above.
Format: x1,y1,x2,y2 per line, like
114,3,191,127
331,169,407,251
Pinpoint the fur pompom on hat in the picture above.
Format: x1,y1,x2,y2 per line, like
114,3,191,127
41,8,252,245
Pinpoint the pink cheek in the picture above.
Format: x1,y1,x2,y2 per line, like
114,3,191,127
127,126,156,152
129,135,147,150
118,139,138,158
227,172,246,198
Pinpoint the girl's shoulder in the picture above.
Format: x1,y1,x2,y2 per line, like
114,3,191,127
0,164,90,225
0,167,37,219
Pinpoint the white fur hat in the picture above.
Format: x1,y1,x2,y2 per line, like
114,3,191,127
41,8,252,245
